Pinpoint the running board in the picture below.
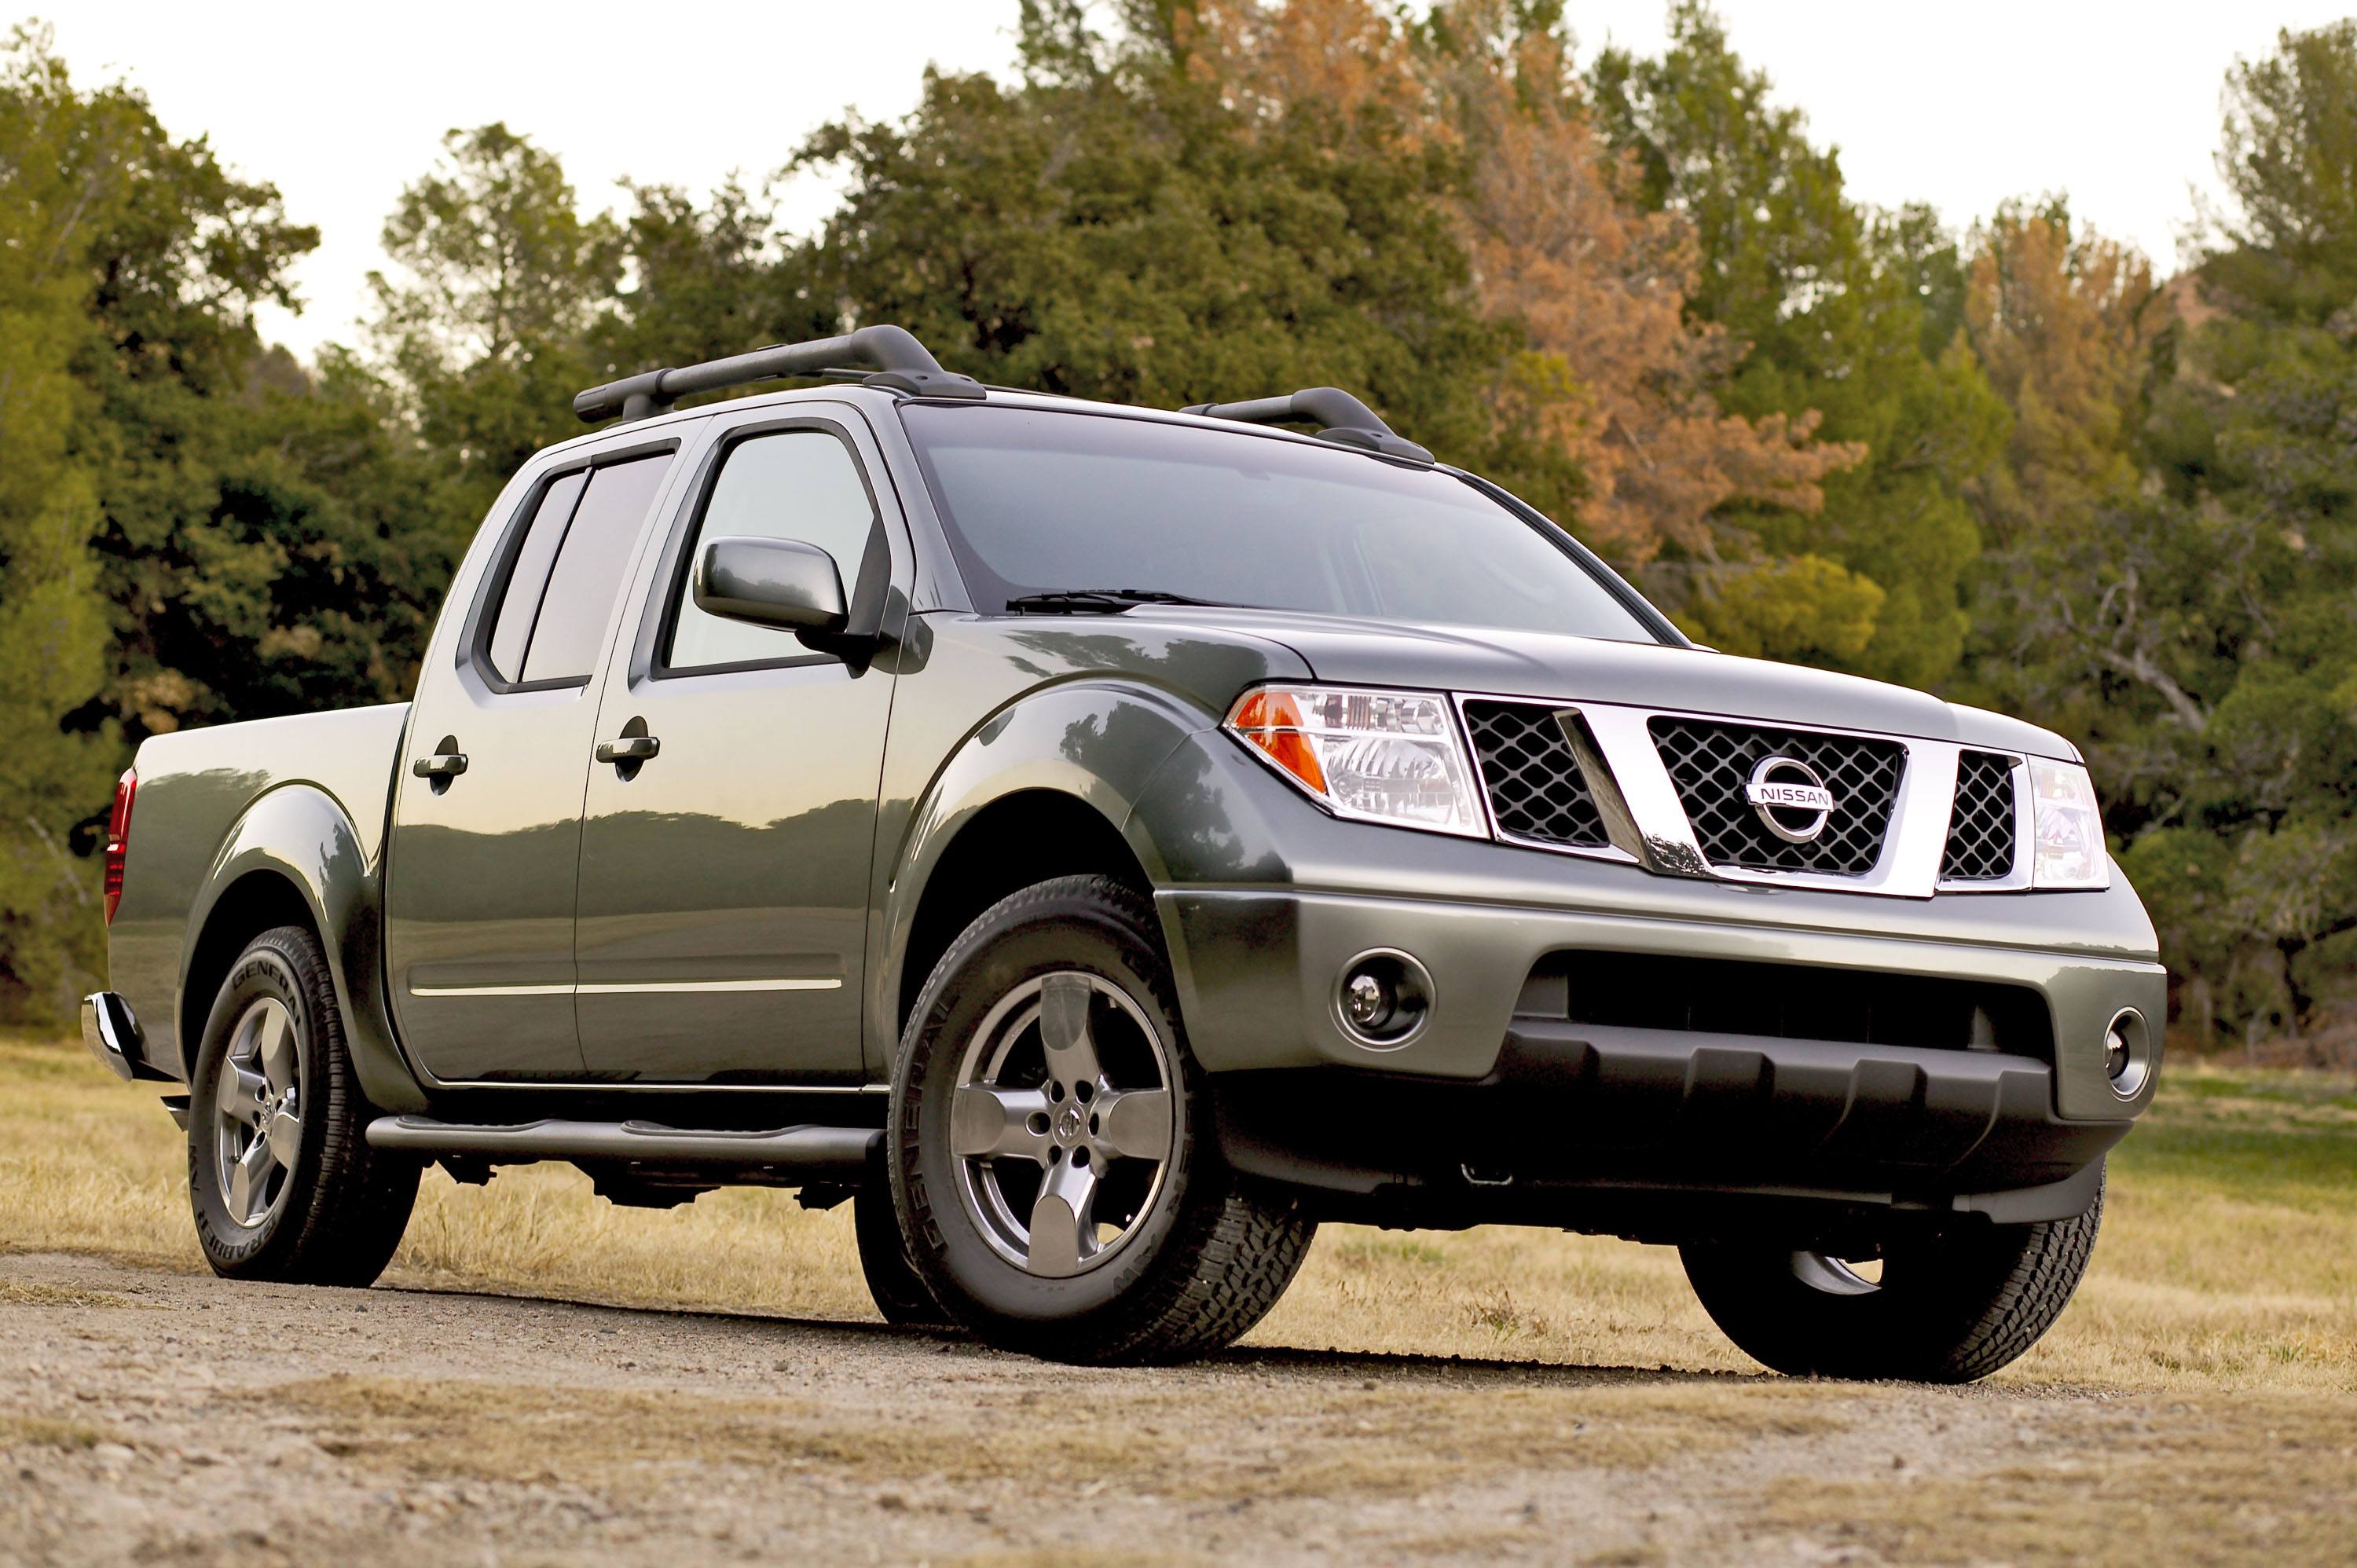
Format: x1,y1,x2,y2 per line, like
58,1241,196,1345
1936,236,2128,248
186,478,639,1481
365,1116,877,1178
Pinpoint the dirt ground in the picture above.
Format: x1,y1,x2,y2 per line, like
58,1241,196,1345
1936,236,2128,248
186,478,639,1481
5,1042,2356,1566
3,1247,2354,1568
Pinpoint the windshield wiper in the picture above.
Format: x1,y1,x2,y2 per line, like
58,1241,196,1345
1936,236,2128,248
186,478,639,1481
1003,588,1233,614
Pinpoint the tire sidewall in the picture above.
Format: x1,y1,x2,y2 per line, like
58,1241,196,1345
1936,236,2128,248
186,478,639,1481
188,931,339,1276
893,881,1211,1339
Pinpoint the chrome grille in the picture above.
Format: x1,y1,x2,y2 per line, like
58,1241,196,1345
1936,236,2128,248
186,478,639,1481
1462,700,1611,849
1647,717,1906,875
1941,750,2018,881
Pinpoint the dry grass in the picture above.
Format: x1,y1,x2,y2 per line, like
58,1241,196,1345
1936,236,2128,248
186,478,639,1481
0,1414,117,1449
1751,1392,2357,1567
5,1032,2353,1393
248,1368,1850,1503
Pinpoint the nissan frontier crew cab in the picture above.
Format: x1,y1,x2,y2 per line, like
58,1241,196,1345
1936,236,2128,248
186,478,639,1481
84,325,2165,1376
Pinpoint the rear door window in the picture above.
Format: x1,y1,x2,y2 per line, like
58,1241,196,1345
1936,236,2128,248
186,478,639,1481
483,453,676,685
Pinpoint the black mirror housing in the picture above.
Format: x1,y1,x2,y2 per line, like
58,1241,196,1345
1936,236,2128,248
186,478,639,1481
694,536,849,634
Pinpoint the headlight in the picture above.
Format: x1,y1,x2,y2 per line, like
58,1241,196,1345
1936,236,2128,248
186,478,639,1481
1226,684,1485,837
2029,759,2110,889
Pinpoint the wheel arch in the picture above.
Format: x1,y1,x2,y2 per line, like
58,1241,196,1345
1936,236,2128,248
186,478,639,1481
880,680,1213,1063
180,785,427,1112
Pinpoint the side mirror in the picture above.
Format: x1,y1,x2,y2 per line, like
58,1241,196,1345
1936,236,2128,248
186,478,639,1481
693,536,849,633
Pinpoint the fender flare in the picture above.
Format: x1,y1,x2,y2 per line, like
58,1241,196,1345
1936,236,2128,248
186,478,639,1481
876,679,1214,1054
181,783,427,1113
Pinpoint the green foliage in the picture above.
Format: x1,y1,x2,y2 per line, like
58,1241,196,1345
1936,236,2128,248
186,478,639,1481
778,5,1555,508
1588,3,2009,687
0,27,145,1018
368,123,620,526
1677,554,1885,665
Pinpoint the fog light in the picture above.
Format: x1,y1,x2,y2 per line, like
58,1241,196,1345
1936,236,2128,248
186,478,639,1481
1344,972,1393,1032
2102,1008,2150,1099
1335,951,1432,1048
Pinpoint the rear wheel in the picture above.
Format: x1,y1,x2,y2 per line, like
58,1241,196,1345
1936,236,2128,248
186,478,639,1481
854,1186,952,1327
188,925,420,1284
1679,1168,2104,1382
890,875,1314,1365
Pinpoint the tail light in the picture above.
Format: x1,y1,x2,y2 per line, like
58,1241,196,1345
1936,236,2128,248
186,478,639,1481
103,768,136,925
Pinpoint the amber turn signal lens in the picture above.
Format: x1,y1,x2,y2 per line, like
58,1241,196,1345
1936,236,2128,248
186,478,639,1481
1229,688,1328,796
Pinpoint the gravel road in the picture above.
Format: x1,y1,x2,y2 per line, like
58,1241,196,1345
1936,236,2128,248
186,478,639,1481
4,1248,2352,1567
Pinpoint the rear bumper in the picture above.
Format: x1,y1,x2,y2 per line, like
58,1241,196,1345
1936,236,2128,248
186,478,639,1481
80,991,159,1083
1211,1022,2122,1237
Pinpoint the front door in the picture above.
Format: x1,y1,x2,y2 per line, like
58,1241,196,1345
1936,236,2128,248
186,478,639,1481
573,414,900,1083
384,441,684,1083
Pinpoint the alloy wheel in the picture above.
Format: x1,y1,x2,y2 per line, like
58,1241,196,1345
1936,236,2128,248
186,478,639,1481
948,971,1177,1278
211,996,303,1229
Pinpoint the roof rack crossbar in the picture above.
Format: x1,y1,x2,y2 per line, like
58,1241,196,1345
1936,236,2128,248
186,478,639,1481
1178,387,1434,465
574,324,984,424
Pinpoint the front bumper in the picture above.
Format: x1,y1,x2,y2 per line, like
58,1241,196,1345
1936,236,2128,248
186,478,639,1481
1162,885,2164,1226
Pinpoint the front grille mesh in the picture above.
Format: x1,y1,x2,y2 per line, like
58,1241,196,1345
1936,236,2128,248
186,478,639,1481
1941,750,2018,881
1462,700,1611,849
1648,718,1906,875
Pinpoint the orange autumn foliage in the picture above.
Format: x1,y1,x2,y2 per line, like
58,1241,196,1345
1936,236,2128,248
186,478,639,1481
1964,207,2163,548
1178,0,1861,564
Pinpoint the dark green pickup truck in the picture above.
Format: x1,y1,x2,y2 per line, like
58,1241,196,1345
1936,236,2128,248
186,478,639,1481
82,326,2165,1375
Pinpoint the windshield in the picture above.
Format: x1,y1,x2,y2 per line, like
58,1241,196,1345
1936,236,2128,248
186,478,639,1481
900,405,1662,643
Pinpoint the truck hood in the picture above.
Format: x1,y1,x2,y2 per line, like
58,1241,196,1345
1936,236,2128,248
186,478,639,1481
1119,607,2079,760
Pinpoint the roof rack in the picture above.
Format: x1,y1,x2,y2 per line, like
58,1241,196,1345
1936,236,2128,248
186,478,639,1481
574,324,984,424
1177,387,1433,464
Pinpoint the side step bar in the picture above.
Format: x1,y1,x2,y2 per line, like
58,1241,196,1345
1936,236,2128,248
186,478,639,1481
365,1116,878,1179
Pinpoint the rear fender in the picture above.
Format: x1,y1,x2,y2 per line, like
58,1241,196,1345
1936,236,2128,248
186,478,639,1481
184,785,427,1112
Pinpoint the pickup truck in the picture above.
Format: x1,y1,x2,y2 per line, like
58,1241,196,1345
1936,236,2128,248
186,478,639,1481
83,324,2166,1376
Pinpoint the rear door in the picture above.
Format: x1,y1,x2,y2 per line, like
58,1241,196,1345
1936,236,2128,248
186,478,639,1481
571,406,904,1083
383,435,687,1083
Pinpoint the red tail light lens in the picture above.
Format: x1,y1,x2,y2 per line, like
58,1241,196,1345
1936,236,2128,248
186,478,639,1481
103,768,136,925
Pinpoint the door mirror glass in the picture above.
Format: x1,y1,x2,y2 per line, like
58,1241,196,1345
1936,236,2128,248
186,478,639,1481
694,536,849,632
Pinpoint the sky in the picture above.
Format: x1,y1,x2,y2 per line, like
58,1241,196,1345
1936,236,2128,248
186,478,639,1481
38,1,2357,360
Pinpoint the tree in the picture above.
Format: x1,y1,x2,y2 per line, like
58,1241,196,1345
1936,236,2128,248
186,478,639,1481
366,123,620,526
0,26,119,1019
1588,3,2009,685
1969,25,2357,1050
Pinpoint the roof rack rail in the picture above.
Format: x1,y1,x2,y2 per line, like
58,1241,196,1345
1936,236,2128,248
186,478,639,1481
1178,387,1433,465
574,324,984,424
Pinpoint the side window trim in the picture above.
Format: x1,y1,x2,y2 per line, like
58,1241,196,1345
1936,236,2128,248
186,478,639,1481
462,435,684,695
644,414,889,681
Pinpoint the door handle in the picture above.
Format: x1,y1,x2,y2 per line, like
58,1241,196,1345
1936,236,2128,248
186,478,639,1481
595,735,661,764
412,751,468,779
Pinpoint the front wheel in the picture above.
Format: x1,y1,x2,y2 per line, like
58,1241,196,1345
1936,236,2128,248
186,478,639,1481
890,876,1315,1365
188,925,420,1284
1679,1168,2105,1382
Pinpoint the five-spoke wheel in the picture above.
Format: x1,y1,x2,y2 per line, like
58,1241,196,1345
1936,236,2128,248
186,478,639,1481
209,996,305,1229
890,875,1315,1365
189,925,419,1284
951,971,1177,1278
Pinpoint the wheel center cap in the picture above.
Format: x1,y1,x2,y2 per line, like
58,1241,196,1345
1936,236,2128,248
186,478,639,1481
1054,1103,1086,1145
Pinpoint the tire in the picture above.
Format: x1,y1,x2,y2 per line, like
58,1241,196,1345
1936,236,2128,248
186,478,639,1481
1679,1166,2106,1383
188,925,420,1285
889,875,1315,1365
854,1186,954,1327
